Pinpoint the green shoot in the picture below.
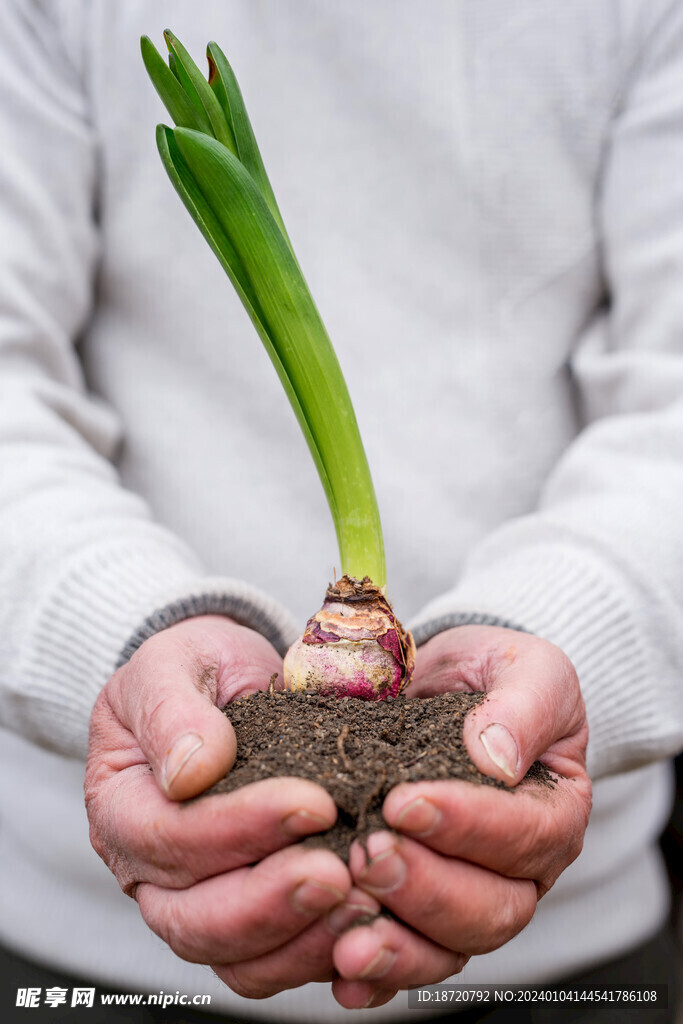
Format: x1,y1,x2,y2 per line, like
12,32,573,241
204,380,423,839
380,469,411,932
141,32,386,588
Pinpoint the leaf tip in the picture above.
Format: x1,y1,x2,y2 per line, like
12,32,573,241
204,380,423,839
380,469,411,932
207,47,218,85
140,34,162,76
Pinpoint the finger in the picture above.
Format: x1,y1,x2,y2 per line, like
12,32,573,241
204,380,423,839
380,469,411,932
324,886,382,936
136,845,350,965
383,774,592,893
213,888,380,999
462,638,587,785
331,978,398,1011
333,914,467,989
214,922,336,999
104,624,246,800
409,626,587,785
88,772,338,892
350,832,537,955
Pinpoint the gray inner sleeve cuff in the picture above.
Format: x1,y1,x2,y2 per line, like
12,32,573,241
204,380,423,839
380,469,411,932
411,611,530,647
118,603,531,671
116,592,294,668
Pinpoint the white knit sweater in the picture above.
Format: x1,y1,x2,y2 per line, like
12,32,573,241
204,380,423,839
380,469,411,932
1,1,682,1020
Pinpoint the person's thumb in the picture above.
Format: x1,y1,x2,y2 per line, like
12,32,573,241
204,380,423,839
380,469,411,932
108,627,238,801
462,637,584,787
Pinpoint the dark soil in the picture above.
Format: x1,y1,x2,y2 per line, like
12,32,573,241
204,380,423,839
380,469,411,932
208,688,555,861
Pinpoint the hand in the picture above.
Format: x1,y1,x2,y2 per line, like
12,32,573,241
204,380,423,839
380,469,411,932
85,615,361,997
331,625,592,1010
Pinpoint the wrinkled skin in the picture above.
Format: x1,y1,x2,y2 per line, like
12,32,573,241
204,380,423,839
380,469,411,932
85,617,591,1009
333,625,592,1009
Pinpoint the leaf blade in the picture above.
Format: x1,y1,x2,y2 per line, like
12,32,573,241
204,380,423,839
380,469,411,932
156,125,338,528
155,125,258,319
206,41,291,246
140,36,211,134
163,30,238,154
174,127,385,585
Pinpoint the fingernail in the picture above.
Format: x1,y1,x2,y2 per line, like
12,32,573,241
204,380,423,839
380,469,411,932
325,900,378,935
479,723,519,781
394,797,441,836
291,880,345,914
359,947,397,979
281,809,333,837
359,835,405,892
362,989,396,1009
163,733,204,790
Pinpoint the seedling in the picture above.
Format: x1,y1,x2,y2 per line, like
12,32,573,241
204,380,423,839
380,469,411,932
142,31,414,698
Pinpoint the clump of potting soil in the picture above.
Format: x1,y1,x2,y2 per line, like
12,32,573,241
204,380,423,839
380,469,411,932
207,689,555,860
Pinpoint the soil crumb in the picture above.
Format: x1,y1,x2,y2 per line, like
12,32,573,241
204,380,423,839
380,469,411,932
208,690,555,861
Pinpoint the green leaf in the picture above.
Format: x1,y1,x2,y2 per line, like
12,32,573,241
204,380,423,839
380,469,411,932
142,33,386,586
157,123,336,527
163,30,238,155
140,36,211,134
155,125,259,321
206,41,291,245
168,52,181,81
174,127,385,585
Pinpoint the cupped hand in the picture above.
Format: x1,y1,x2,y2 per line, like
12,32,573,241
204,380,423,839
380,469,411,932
85,615,361,997
332,625,592,1010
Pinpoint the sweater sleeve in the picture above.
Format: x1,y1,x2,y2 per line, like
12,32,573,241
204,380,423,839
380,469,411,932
0,1,297,761
410,0,683,781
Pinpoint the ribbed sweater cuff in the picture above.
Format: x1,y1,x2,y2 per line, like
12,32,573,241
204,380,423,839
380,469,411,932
115,582,299,668
409,542,683,780
14,539,298,760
